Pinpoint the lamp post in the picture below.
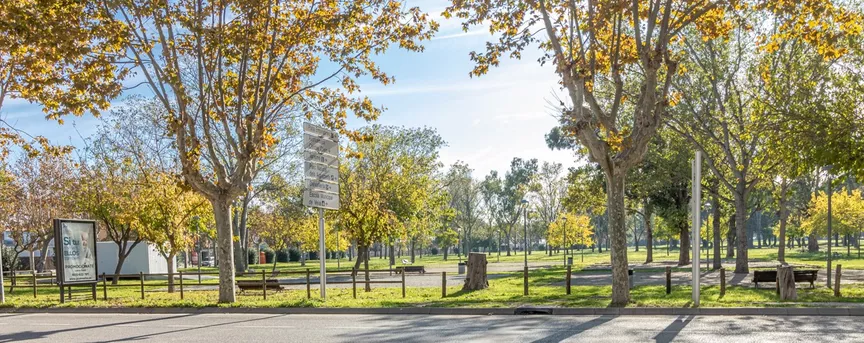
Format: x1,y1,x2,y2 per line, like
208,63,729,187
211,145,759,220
825,165,834,288
521,199,529,269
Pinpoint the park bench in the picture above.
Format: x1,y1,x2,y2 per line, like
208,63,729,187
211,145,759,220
752,269,818,288
395,266,426,274
236,279,284,293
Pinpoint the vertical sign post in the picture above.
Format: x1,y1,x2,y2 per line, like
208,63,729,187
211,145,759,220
303,122,340,300
692,151,702,307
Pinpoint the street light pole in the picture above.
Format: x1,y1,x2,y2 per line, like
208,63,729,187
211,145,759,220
521,199,529,269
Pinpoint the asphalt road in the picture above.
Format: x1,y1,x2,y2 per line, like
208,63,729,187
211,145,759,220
1,312,862,342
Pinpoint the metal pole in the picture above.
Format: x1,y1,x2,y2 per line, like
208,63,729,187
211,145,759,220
0,243,5,304
827,172,833,288
318,208,327,299
524,208,528,269
692,151,701,307
563,217,567,266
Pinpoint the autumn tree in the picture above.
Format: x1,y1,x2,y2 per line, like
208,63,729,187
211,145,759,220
339,126,444,288
446,0,742,304
481,158,538,256
530,162,566,255
108,0,437,302
0,0,127,158
547,212,594,254
8,153,74,272
445,162,482,255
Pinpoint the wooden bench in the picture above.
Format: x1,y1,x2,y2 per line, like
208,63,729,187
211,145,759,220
394,266,426,274
236,279,284,293
752,270,818,288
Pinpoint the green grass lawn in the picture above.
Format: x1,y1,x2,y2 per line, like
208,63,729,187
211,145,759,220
179,241,864,274
4,266,864,309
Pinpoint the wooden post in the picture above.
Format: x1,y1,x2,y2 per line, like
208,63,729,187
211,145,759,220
566,265,572,295
720,268,726,297
262,270,267,300
102,273,107,301
523,266,529,296
442,272,447,298
665,266,671,295
91,283,97,301
401,269,406,298
60,282,65,304
179,271,184,300
68,286,72,301
834,264,842,297
32,273,37,298
306,269,311,299
352,271,357,299
139,272,145,300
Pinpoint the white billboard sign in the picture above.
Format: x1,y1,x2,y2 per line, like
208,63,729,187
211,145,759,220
54,219,98,284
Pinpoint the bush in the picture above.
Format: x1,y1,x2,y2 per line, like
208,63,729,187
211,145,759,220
308,251,319,261
288,248,300,262
430,247,439,255
276,249,289,263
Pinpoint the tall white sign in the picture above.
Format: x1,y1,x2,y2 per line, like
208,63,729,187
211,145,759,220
303,123,340,210
302,122,339,300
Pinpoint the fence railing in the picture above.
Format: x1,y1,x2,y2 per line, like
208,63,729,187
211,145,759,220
1,268,455,302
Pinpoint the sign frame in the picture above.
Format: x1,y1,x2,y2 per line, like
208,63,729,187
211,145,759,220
53,218,99,302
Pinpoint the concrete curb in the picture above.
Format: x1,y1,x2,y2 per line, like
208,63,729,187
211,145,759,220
2,306,863,316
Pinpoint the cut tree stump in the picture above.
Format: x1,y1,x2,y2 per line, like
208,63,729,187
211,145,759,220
777,265,797,301
463,253,488,291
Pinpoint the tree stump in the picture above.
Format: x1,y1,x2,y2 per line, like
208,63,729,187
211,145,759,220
463,253,488,291
777,265,797,300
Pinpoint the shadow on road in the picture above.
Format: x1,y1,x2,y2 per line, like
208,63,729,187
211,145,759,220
653,315,695,343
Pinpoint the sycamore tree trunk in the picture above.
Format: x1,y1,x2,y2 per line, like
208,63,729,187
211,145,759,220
606,172,630,306
712,195,721,270
644,199,653,263
733,183,750,274
211,197,237,303
166,253,176,293
679,221,690,266
112,239,142,285
778,186,789,264
727,215,735,258
36,241,50,273
505,229,512,256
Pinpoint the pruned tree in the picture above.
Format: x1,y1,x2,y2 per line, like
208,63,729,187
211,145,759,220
446,0,740,305
530,162,566,255
109,0,438,303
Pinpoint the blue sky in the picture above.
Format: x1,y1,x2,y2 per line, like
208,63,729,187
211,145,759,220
2,0,577,178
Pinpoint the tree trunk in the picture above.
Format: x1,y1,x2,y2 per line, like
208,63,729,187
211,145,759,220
808,232,819,252
712,195,721,270
506,230,512,256
645,199,653,263
678,221,690,266
462,253,488,290
364,246,371,292
410,239,416,264
778,186,789,264
733,189,749,274
777,265,797,300
606,172,630,306
211,197,237,303
166,253,176,293
36,241,50,272
443,246,448,261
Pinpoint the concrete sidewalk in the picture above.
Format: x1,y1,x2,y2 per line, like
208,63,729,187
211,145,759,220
4,306,864,316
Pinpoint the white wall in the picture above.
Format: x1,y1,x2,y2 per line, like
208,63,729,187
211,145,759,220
97,241,168,275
